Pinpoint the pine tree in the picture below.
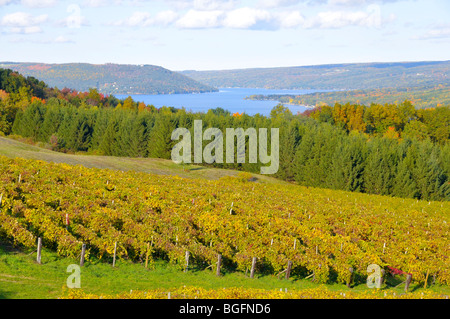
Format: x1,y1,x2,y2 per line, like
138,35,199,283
328,134,367,192
392,142,420,199
148,114,176,159
363,138,398,195
38,106,63,143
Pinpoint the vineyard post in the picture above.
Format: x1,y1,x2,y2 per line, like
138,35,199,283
347,267,354,288
37,237,42,264
145,242,150,269
405,274,412,292
80,243,86,266
285,261,293,280
250,257,257,279
424,269,430,289
113,242,117,267
216,254,222,276
184,251,190,273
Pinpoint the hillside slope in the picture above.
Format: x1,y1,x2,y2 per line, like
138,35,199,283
0,62,218,95
0,136,284,184
181,60,450,90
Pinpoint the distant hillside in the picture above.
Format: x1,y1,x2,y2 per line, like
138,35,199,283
181,61,450,90
0,62,218,95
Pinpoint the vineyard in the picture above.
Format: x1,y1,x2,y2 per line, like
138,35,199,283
64,286,449,299
0,155,449,291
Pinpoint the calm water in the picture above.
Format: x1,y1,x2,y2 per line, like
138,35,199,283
115,88,324,116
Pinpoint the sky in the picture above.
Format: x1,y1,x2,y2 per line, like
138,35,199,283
0,0,449,71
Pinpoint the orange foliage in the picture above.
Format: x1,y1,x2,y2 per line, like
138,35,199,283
31,96,46,104
383,126,399,139
0,89,9,100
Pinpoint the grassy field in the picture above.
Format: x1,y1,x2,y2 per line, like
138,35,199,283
2,242,449,299
0,136,284,184
0,135,449,300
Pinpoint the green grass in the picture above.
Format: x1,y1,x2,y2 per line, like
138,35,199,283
0,136,285,184
1,136,449,299
1,242,449,299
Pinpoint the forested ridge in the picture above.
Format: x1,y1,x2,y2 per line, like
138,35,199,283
0,62,218,95
1,68,449,201
246,85,450,109
182,60,450,91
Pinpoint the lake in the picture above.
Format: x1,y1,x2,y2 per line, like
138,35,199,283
115,88,325,116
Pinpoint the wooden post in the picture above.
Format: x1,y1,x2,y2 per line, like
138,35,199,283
347,267,353,288
380,269,386,287
424,269,430,289
184,251,190,273
145,242,150,269
216,254,222,276
36,237,42,264
285,260,293,280
250,257,257,279
112,242,117,267
80,243,86,267
405,274,412,292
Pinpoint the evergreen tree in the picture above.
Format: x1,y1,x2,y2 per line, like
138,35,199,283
56,106,78,151
90,108,112,151
413,141,449,200
12,101,46,139
99,117,120,156
148,114,176,159
363,137,398,195
392,142,420,199
66,109,95,152
328,134,367,192
38,106,63,143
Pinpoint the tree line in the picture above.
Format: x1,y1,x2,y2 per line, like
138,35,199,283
1,68,449,201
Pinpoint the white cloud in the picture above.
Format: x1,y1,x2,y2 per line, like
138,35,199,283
1,11,48,33
122,11,152,26
53,35,74,43
166,0,236,11
276,10,305,28
175,9,223,28
82,0,125,7
115,10,178,27
222,7,272,29
303,4,393,29
153,10,179,26
20,0,57,7
0,0,58,7
258,0,303,8
415,26,450,40
305,10,374,28
192,0,235,10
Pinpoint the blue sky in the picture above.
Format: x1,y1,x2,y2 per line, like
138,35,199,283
0,0,449,70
